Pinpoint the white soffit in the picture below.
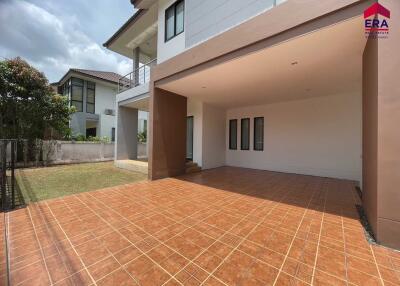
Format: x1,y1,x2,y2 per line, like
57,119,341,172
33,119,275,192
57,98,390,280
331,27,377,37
158,16,367,109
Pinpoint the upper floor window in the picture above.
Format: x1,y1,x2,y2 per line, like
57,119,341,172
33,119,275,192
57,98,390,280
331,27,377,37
165,0,184,42
86,81,95,114
71,78,83,112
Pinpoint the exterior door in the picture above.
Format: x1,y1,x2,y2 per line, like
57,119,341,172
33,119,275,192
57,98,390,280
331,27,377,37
186,116,193,160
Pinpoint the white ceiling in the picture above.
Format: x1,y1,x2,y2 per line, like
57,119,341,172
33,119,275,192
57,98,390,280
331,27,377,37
120,96,149,111
157,16,367,109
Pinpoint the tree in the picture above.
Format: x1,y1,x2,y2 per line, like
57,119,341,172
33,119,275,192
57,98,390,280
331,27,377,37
0,57,74,140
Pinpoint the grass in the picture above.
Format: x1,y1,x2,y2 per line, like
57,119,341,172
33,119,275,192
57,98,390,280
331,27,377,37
16,162,147,203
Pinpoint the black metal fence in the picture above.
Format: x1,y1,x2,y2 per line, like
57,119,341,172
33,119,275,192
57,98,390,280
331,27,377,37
0,140,17,211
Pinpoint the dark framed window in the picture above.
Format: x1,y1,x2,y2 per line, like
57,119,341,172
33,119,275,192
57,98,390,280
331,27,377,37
143,119,147,133
111,128,115,142
86,81,95,114
165,0,184,42
71,77,83,112
62,79,71,97
229,119,237,150
241,118,250,150
254,117,264,151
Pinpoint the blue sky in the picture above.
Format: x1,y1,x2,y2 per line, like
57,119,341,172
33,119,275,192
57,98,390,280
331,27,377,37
0,0,135,82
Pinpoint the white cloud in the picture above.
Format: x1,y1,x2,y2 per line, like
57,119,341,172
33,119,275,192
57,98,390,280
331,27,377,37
0,0,132,82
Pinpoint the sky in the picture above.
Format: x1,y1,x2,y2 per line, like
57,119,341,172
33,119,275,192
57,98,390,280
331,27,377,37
0,0,135,83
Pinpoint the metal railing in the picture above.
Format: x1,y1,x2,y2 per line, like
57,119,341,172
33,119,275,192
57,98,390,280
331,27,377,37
118,58,157,93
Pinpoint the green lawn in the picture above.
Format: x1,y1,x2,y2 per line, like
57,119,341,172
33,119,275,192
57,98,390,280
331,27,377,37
16,162,147,203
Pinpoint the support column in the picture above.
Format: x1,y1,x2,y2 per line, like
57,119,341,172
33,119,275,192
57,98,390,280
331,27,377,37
116,106,138,160
363,0,400,249
133,47,140,86
149,86,187,180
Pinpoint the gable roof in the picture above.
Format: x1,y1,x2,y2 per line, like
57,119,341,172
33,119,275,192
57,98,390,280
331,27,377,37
57,68,124,86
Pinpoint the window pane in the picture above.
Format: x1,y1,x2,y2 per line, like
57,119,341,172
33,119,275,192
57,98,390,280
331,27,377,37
112,128,115,142
72,101,82,112
87,81,95,89
241,118,250,150
254,117,264,151
165,6,175,40
87,90,95,103
71,78,83,86
86,103,95,114
71,86,83,101
176,1,184,34
229,119,237,150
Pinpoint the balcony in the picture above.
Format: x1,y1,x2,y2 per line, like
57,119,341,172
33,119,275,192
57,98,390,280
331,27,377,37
118,59,157,93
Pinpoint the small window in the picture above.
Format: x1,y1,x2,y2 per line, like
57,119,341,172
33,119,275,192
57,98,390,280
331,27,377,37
165,0,184,42
241,118,250,150
229,119,237,150
111,128,115,142
71,77,83,112
86,81,95,114
254,117,264,151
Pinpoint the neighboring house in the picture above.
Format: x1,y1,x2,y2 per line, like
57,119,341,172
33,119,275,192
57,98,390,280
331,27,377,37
54,69,121,139
104,0,400,249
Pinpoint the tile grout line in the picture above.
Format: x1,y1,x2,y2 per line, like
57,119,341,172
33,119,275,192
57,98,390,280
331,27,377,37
340,181,350,286
84,187,256,286
64,195,143,285
43,202,98,286
37,202,95,286
272,178,322,286
87,173,286,286
199,175,303,285
5,212,11,286
25,206,54,285
73,192,226,285
51,197,142,286
310,178,328,285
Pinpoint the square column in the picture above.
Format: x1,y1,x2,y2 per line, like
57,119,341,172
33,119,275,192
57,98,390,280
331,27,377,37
363,0,400,249
149,87,187,180
116,106,138,160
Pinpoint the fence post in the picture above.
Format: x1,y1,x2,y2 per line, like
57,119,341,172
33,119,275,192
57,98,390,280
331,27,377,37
11,141,15,209
1,141,7,210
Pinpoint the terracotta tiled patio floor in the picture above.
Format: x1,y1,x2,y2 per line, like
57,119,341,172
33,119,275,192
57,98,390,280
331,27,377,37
1,167,400,286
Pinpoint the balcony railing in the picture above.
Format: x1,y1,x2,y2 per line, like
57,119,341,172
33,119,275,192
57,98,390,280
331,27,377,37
118,59,157,93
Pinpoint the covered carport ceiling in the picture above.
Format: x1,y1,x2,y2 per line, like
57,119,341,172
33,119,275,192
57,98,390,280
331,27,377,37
157,16,367,109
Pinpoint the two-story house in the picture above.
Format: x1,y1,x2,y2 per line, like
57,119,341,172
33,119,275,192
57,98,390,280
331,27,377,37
55,69,121,139
104,0,400,249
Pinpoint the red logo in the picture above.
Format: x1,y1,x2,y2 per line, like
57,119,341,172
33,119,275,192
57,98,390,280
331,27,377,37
364,3,390,38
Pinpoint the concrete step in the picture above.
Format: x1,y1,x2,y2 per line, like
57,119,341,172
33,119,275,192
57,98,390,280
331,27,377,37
185,161,202,174
185,161,197,167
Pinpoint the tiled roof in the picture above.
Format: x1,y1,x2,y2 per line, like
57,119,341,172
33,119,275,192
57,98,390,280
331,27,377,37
70,69,123,84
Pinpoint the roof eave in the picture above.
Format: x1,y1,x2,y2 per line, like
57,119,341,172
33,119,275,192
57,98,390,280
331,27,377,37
58,70,119,86
103,9,146,48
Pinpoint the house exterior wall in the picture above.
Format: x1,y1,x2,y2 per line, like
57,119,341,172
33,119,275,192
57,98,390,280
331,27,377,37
375,0,400,249
226,93,362,182
362,37,378,236
185,0,283,48
95,83,117,138
187,99,203,167
67,77,117,139
157,0,186,63
202,103,226,169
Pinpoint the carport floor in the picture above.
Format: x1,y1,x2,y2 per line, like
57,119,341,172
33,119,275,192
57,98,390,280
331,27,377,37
2,167,400,286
